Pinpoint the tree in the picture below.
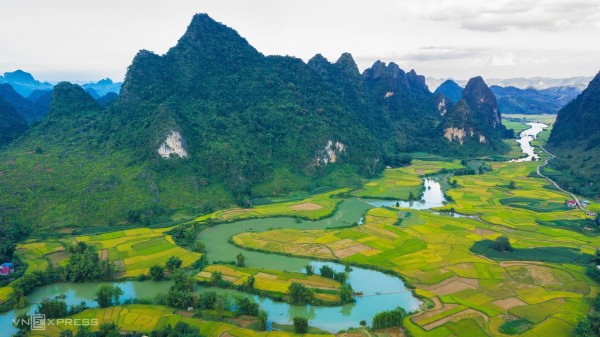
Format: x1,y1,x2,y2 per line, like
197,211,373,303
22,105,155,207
319,265,334,279
194,241,206,253
305,264,314,275
59,330,74,337
495,235,513,252
236,253,246,267
8,287,27,308
242,274,255,290
199,291,218,309
149,264,165,281
167,270,197,309
293,316,309,333
94,284,123,308
166,256,182,271
333,271,348,284
37,298,68,318
508,180,517,189
258,310,268,331
372,307,406,329
210,271,223,286
340,284,354,303
13,313,30,334
288,282,314,305
214,295,226,319
235,296,259,316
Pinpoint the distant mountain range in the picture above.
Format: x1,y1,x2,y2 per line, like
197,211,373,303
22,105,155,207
0,71,121,123
0,13,510,228
433,79,582,115
427,76,593,91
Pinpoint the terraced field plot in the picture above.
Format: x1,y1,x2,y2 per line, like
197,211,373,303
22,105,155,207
196,265,343,303
77,227,202,277
354,160,465,200
194,189,349,223
29,304,330,337
232,157,600,336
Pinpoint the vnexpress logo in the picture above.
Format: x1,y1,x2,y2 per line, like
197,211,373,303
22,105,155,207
31,314,46,330
13,314,98,330
13,314,47,331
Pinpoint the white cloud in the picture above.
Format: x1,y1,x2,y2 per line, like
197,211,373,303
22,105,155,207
398,0,600,32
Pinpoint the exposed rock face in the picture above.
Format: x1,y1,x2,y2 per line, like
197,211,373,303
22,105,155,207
158,131,188,158
442,77,505,148
315,140,345,165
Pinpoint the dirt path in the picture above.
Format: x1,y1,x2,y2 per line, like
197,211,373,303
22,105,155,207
536,145,589,213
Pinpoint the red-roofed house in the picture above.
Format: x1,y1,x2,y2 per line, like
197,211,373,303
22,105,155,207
566,200,578,208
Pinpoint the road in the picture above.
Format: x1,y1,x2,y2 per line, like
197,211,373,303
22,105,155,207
536,145,588,212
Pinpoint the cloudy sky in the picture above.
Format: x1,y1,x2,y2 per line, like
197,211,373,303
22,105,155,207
1,0,599,82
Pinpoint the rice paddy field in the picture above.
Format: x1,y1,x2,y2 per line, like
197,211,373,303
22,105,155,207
194,189,349,223
11,116,600,337
231,127,600,336
353,160,465,200
75,227,202,277
196,265,343,303
29,304,331,337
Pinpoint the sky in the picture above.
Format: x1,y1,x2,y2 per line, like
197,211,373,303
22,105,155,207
1,0,599,82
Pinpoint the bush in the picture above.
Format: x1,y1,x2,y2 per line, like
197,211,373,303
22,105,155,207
258,310,268,331
372,307,406,329
293,316,309,333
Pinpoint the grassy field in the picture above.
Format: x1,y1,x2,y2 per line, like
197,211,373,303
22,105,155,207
353,160,465,200
194,189,349,223
29,304,333,337
231,121,600,337
8,227,202,279
197,265,343,303
77,227,201,277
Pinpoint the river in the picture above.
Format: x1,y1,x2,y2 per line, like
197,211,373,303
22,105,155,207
510,122,548,162
3,180,459,334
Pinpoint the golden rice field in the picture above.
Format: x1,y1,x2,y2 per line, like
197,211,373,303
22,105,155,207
29,304,333,337
193,188,349,223
232,150,600,336
353,160,465,200
196,265,342,303
76,227,201,277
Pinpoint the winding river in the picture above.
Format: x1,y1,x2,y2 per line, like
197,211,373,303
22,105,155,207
1,178,459,334
510,122,548,162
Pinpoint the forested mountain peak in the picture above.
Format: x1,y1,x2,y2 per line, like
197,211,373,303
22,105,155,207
433,79,463,103
549,71,600,145
169,13,261,61
442,76,508,151
48,82,99,119
462,76,502,130
334,53,360,77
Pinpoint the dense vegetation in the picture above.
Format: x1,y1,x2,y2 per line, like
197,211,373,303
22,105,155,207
441,77,512,154
0,14,511,230
547,72,600,197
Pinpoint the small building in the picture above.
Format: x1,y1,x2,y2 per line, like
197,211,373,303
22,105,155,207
587,211,598,217
1,262,14,268
0,266,10,275
581,200,590,207
566,200,578,208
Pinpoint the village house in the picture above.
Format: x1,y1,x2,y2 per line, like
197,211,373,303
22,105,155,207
566,200,578,208
581,200,590,208
0,262,14,276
